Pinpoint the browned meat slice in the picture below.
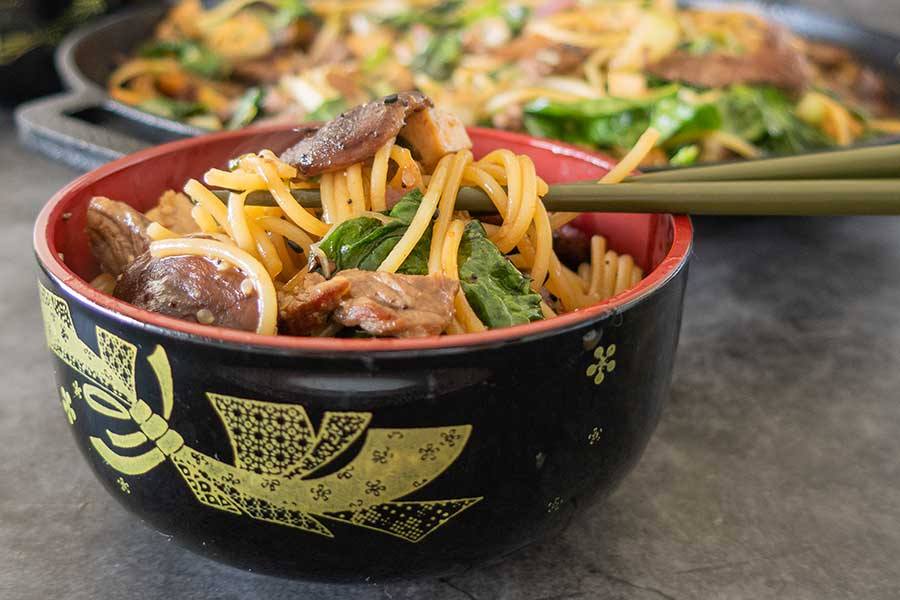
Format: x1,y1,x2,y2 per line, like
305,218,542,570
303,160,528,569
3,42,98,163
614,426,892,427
646,30,812,91
277,272,350,336
114,252,260,332
280,91,432,175
86,196,151,276
333,269,458,338
280,92,471,175
804,41,853,69
144,191,198,235
496,36,589,79
231,49,310,85
277,269,459,337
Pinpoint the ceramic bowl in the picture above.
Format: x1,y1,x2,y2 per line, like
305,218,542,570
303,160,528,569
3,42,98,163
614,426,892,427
34,126,692,581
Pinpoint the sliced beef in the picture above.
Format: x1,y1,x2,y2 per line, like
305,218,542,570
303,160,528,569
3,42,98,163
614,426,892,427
496,36,589,79
277,272,350,336
646,30,812,92
278,269,459,337
279,92,471,175
333,269,458,337
86,196,151,277
114,252,260,332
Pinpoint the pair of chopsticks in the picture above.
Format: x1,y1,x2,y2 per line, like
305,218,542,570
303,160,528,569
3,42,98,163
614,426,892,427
233,144,900,216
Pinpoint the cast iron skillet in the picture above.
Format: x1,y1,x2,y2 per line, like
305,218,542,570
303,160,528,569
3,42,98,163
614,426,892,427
15,1,900,172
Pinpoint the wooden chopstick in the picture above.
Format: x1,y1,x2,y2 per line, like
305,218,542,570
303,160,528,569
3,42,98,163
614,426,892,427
230,178,900,215
217,142,900,216
632,143,900,182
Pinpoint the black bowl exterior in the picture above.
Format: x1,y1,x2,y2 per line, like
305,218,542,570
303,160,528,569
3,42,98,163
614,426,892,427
37,257,688,581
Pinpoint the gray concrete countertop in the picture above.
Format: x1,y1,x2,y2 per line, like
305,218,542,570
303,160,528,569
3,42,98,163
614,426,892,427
2,3,900,597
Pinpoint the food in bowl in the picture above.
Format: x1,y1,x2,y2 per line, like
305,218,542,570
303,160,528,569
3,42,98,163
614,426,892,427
87,93,653,337
34,103,691,580
108,0,900,166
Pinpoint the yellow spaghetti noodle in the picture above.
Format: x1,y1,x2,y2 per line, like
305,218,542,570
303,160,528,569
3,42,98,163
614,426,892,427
379,155,451,273
440,219,486,333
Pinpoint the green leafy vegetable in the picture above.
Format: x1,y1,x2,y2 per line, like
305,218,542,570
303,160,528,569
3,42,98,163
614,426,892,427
411,32,462,81
226,87,265,129
668,144,700,167
504,3,530,35
270,0,312,29
362,44,391,73
139,40,227,79
524,86,719,151
717,86,834,155
382,0,465,29
315,190,431,275
457,221,542,328
137,97,206,120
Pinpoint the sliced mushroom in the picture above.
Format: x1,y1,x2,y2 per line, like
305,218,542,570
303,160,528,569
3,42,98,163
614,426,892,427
279,92,471,175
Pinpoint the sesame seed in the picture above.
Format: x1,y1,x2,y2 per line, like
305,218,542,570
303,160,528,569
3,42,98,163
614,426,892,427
196,309,215,325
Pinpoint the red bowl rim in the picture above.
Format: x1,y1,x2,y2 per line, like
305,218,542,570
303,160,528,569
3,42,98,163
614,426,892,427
34,125,693,354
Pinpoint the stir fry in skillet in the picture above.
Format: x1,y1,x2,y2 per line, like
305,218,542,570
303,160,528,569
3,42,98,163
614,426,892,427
109,0,900,167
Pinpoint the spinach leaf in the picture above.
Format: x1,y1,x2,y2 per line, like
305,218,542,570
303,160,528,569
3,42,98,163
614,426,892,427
668,144,700,167
270,0,312,29
226,87,265,129
457,221,542,328
137,97,206,120
717,85,833,155
314,190,430,275
504,3,530,35
411,32,462,81
524,86,718,151
382,0,465,30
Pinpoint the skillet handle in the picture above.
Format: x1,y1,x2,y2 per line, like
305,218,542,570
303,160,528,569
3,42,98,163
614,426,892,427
15,88,152,172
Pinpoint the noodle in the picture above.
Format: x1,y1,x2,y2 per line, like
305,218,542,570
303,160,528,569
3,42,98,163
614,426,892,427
250,157,330,236
440,219,486,333
246,218,282,277
147,222,179,241
185,179,231,234
369,140,395,212
378,155,451,273
255,216,314,256
191,205,221,233
346,163,368,215
268,232,298,280
319,172,336,224
428,150,471,274
588,235,607,298
332,169,351,223
227,191,256,254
